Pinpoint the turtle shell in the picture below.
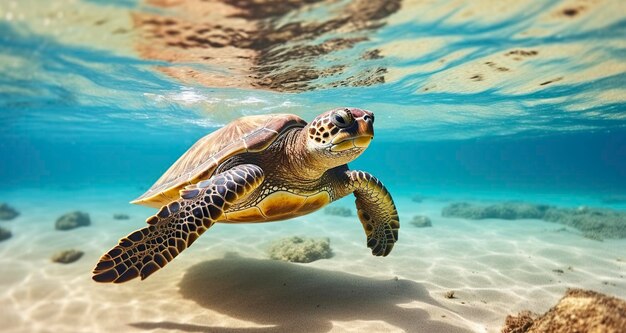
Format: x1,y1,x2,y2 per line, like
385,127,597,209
132,114,307,208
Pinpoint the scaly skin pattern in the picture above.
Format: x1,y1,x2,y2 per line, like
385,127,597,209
343,170,400,256
213,129,344,221
93,107,400,283
92,164,264,283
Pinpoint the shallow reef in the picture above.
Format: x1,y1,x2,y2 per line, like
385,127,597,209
51,249,84,264
442,202,548,220
0,203,19,221
55,211,91,231
267,236,333,263
410,215,432,228
442,202,626,240
542,206,626,240
0,227,11,242
324,206,352,217
501,288,626,333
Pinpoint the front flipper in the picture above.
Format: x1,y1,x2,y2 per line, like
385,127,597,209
347,170,399,256
92,164,264,283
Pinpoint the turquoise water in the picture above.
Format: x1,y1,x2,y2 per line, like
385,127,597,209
1,1,625,197
1,1,625,332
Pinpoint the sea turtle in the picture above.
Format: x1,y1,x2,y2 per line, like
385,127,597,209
93,107,399,283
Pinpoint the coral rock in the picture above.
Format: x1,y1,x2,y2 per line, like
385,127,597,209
268,236,333,263
55,211,91,231
501,289,626,333
410,215,432,228
0,226,11,242
501,310,535,333
0,203,19,221
51,249,84,264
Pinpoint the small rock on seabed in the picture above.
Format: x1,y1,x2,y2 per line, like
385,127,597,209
268,236,333,263
0,226,11,242
501,288,626,333
55,211,91,231
410,215,432,228
324,206,352,217
0,203,19,221
51,249,84,264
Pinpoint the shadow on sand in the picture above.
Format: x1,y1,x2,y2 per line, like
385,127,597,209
130,254,471,332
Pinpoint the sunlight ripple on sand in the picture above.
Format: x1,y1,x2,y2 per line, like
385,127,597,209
0,189,624,332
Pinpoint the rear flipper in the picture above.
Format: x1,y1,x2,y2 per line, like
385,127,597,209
92,164,264,283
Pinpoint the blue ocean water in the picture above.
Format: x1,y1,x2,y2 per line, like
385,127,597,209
1,1,624,201
0,1,625,332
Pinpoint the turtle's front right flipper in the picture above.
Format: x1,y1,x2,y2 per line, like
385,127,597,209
346,170,399,257
92,164,264,283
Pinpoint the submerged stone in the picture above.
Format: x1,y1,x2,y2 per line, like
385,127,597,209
0,227,11,242
55,211,91,231
113,213,130,220
324,206,352,217
410,215,432,228
501,289,626,333
268,236,333,263
51,249,84,264
0,203,19,221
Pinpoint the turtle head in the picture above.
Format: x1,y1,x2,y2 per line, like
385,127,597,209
303,107,374,168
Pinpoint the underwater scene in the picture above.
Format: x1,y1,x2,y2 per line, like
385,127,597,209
1,0,625,332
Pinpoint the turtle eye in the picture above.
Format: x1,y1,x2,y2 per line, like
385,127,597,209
331,109,354,128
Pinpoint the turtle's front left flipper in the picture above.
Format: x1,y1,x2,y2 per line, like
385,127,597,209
347,170,399,257
92,164,264,283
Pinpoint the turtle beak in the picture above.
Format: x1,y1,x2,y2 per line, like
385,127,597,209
359,111,374,138
352,114,374,148
330,110,374,151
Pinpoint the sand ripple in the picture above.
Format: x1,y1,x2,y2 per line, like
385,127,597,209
0,189,624,332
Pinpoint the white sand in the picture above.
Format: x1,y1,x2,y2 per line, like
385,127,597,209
0,187,624,333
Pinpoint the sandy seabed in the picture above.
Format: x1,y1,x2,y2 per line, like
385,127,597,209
0,187,624,333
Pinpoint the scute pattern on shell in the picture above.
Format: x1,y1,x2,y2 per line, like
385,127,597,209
132,114,306,207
